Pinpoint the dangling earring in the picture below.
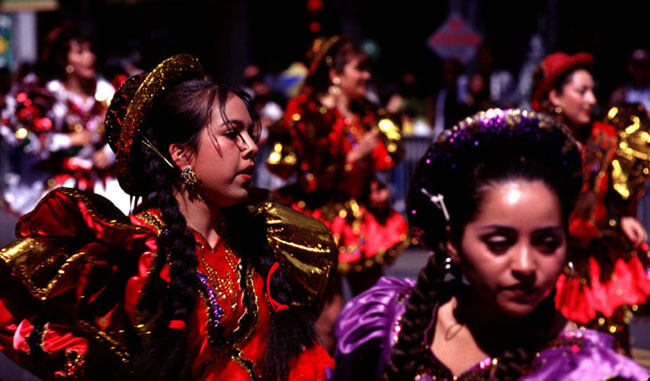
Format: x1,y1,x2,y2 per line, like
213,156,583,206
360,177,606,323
329,76,341,96
554,106,563,115
65,64,75,74
566,261,575,279
181,166,202,188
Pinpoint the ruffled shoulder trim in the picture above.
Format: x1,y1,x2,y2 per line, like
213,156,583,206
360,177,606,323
335,276,414,355
249,192,337,315
1,187,151,300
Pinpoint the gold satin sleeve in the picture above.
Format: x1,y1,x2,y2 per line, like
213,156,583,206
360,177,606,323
252,200,338,313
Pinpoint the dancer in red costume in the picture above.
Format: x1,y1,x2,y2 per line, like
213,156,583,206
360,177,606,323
0,55,336,380
266,35,409,352
3,24,131,215
531,52,650,353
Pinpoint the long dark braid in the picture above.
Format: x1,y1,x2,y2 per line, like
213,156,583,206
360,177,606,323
129,80,220,379
382,245,448,380
383,114,583,380
128,78,316,380
132,128,199,380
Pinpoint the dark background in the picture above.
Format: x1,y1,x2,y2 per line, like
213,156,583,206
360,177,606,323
31,0,650,110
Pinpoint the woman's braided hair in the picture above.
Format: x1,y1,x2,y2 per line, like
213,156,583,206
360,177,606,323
117,77,317,380
383,109,582,380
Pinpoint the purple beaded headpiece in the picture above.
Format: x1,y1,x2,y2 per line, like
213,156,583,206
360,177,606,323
408,108,582,251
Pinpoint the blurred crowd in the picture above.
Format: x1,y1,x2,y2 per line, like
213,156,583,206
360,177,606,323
1,23,650,219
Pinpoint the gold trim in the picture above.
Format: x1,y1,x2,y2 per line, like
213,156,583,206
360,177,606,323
338,234,410,274
230,347,258,379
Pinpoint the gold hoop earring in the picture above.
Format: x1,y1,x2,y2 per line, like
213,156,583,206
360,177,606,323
554,106,563,115
181,166,202,188
65,65,75,74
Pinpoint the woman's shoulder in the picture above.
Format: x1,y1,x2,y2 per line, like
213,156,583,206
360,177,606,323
237,189,338,314
335,276,415,355
525,328,650,381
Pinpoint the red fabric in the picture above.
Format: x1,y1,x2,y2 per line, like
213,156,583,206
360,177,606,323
272,94,407,271
1,190,333,379
556,256,650,323
278,94,396,198
288,343,334,381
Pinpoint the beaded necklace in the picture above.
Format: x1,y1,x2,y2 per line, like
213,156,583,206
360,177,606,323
199,239,243,311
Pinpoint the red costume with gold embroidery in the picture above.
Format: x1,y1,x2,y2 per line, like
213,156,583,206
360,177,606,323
0,188,336,379
555,110,650,346
267,92,408,274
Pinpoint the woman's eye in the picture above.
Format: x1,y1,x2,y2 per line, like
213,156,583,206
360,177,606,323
532,235,562,253
225,130,240,140
483,236,513,253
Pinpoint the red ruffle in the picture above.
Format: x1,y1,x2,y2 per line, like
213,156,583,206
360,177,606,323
556,256,650,323
288,343,334,381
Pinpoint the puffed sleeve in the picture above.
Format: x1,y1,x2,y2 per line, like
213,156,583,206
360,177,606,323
333,277,414,380
0,187,151,379
250,195,338,316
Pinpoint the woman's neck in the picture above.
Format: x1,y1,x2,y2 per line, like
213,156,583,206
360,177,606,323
64,75,96,98
456,288,563,353
318,91,353,118
174,190,222,248
432,287,566,376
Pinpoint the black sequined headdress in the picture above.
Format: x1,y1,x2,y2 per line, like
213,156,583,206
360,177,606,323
408,108,582,251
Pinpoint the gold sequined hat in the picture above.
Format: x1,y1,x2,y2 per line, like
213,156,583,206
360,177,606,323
105,54,204,195
306,35,345,76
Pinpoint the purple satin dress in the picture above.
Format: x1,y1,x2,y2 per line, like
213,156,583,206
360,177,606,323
334,276,650,380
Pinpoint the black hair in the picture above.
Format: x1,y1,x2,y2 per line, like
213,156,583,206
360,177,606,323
304,36,370,96
41,24,96,81
131,79,314,380
383,111,582,380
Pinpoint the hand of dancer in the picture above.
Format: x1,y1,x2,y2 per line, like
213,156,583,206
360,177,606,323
347,130,379,163
93,150,111,170
621,216,648,245
68,130,95,146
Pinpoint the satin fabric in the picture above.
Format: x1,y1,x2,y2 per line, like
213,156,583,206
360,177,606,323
335,276,649,380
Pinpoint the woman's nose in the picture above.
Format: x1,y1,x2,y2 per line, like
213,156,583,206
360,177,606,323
511,245,536,280
241,132,258,158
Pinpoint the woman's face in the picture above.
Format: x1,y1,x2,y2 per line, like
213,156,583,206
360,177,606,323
550,69,596,128
67,40,96,80
457,179,566,317
190,95,258,207
338,55,371,100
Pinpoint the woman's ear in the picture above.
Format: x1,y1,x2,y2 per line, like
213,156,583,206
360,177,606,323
169,143,193,169
548,89,563,108
446,240,461,265
329,67,339,83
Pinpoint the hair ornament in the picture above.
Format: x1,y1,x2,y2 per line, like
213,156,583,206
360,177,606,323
421,188,450,222
141,136,175,170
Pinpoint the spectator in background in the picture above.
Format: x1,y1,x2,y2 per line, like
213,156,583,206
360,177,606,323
385,70,433,137
431,58,468,138
609,48,650,116
242,63,291,191
458,43,519,109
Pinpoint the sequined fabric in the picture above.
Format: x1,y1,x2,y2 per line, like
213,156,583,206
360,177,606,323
0,187,336,379
104,54,204,196
334,277,649,380
267,92,408,274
